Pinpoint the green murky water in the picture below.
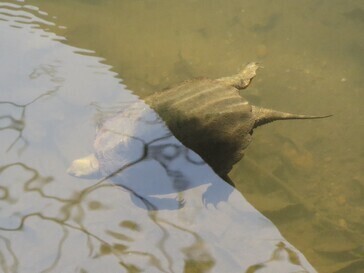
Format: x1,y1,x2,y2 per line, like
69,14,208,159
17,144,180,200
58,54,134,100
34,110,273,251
0,0,363,272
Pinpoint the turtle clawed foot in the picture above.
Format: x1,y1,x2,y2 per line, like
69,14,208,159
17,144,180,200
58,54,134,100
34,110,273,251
202,194,219,209
202,182,234,208
216,61,260,90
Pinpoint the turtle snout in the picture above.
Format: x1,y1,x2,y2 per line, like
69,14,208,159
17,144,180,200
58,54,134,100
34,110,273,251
67,154,100,178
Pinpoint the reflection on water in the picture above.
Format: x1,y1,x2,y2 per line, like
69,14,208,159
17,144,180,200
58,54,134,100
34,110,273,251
0,2,318,273
21,1,363,272
0,90,56,153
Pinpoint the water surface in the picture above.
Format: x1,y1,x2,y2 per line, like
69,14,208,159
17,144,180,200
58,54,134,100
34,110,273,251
1,0,363,272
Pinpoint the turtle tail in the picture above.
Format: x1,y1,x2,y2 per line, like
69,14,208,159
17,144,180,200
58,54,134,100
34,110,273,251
252,106,332,128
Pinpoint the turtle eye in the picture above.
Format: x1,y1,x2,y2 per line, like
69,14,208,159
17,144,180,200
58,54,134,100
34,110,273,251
148,144,181,164
184,149,205,165
160,144,180,160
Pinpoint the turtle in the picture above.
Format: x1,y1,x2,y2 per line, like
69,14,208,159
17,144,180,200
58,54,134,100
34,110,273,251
144,62,329,182
68,62,330,184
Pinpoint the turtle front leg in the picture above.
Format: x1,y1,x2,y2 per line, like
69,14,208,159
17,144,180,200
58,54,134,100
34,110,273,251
216,62,260,90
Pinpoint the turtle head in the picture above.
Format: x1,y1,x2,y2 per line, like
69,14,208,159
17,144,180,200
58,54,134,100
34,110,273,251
67,154,101,179
251,106,332,128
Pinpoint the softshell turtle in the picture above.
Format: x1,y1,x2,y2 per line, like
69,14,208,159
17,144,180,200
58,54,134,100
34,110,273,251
68,62,329,183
